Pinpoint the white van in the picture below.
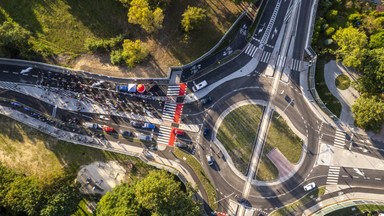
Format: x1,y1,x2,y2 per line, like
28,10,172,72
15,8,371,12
192,80,208,92
206,155,214,166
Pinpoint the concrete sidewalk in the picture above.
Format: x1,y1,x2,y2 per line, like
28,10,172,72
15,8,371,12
324,60,359,126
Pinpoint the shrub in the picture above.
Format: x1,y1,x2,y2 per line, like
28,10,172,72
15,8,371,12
110,49,126,65
325,27,335,36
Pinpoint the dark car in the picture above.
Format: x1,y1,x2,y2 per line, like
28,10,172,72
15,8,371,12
120,130,133,137
200,97,212,105
203,127,210,139
131,121,143,128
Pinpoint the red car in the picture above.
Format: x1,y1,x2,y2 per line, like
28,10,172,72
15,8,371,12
103,126,115,133
174,129,184,135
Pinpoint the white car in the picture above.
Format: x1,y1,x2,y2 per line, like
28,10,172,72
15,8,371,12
206,155,214,166
99,115,110,121
303,182,316,191
192,80,208,92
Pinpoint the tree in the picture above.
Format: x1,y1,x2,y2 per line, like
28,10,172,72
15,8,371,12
40,183,82,216
332,26,368,68
0,20,33,57
181,6,207,33
121,39,149,67
362,15,381,35
96,183,141,216
352,95,384,133
134,170,202,216
128,0,164,33
325,27,335,36
355,48,384,94
96,170,202,216
325,10,338,21
3,176,43,216
369,31,384,49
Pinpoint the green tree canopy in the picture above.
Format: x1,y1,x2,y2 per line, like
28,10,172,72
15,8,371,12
128,0,164,33
332,26,368,68
121,39,149,67
0,20,33,57
96,170,202,216
369,31,384,49
352,95,384,133
181,6,207,33
355,48,384,94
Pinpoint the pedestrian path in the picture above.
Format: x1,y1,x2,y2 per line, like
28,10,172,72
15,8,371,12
244,44,258,58
166,85,179,96
334,128,346,149
157,125,173,146
162,102,177,121
284,2,294,22
326,166,341,185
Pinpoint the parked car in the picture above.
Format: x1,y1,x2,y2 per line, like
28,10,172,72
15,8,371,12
103,126,115,133
143,123,155,129
120,130,132,136
11,102,22,108
175,142,187,148
206,155,214,166
136,133,152,141
131,121,143,128
303,182,316,191
192,80,208,92
99,115,110,121
203,127,210,139
174,129,184,135
200,97,212,105
84,122,101,129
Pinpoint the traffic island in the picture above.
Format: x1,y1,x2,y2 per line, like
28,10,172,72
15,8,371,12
256,111,303,181
216,104,264,175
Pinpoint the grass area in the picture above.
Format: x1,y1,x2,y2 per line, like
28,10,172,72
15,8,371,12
173,148,218,211
326,204,384,216
216,104,264,175
0,0,128,55
0,115,154,183
335,74,351,90
315,55,342,117
72,198,94,216
256,112,303,181
270,187,325,216
0,0,247,74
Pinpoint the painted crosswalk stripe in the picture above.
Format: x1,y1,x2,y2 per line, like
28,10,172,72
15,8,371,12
333,129,346,148
326,166,341,185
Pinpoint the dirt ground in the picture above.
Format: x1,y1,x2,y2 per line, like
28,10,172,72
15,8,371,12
47,0,250,79
77,161,127,196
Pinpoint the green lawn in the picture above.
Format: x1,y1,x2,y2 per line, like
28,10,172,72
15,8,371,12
0,0,128,56
0,115,153,182
270,187,325,216
315,55,342,117
335,74,351,90
216,104,264,175
326,204,384,216
174,148,218,211
256,112,303,181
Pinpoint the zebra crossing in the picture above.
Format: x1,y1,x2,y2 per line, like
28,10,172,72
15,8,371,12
166,85,180,96
157,125,174,145
244,44,258,57
334,128,346,148
162,102,177,121
259,51,272,63
326,166,341,185
0,81,20,92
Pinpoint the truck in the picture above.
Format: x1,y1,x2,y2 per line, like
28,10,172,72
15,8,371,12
116,85,128,92
83,122,101,129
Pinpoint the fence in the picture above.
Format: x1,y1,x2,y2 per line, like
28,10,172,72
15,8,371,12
306,0,338,121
